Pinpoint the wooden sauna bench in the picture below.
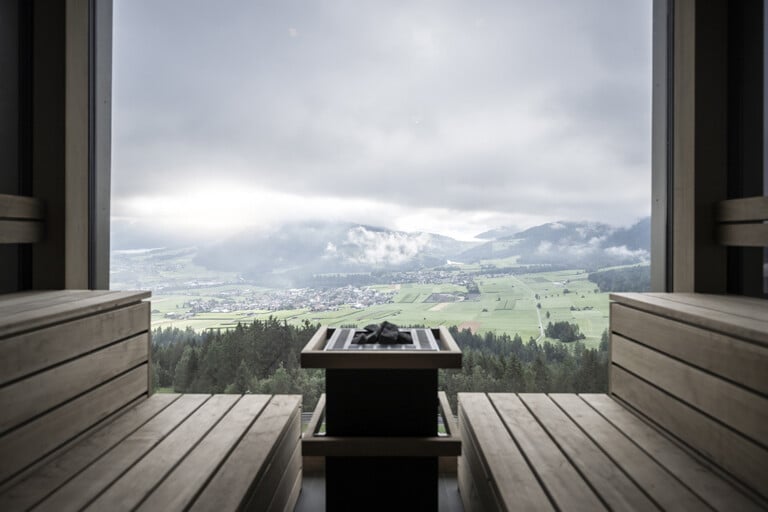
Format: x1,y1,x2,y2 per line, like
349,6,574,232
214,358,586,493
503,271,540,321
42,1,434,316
458,292,768,511
0,290,301,511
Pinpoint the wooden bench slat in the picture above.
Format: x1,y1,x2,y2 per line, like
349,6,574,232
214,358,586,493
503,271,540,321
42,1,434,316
82,394,239,512
610,293,768,346
0,334,148,434
519,393,658,511
0,365,147,484
0,394,179,511
34,393,210,512
612,334,768,444
0,290,150,339
581,393,763,512
550,393,707,511
190,395,301,512
488,393,606,511
0,291,108,317
612,303,768,395
647,293,768,323
459,393,553,511
136,395,271,512
612,366,768,498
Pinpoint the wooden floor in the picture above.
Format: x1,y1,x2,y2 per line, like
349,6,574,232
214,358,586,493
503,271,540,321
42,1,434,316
459,393,765,511
295,474,464,511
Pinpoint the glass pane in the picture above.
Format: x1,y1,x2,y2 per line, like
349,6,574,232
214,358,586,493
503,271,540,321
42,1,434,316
112,1,652,398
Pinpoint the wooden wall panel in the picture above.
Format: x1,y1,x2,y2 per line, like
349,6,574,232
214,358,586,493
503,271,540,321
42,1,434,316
0,334,148,433
0,365,147,484
612,334,768,444
0,301,149,386
611,303,768,394
611,366,768,497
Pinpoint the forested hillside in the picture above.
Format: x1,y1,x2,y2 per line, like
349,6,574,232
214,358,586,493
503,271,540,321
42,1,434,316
588,265,650,292
152,320,609,411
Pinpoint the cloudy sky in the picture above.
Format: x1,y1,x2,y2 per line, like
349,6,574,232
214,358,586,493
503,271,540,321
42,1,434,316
112,0,652,243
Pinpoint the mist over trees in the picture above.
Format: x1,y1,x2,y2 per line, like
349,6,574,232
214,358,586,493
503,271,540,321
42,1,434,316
151,321,609,411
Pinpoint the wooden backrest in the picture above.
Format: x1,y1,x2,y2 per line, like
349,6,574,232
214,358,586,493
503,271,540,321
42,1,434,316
716,196,768,247
0,290,151,485
0,194,45,244
609,292,768,499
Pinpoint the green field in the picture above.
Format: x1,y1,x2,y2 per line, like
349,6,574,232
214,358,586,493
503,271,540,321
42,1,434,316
150,269,611,348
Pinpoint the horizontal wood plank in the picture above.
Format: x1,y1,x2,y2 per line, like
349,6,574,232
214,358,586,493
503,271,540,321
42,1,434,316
301,326,462,369
650,292,768,322
83,394,239,512
611,303,768,395
302,435,461,457
301,350,462,369
137,394,271,512
488,393,605,511
0,291,110,316
717,196,768,222
0,194,44,220
717,223,768,247
0,301,150,386
0,394,179,511
190,395,301,512
0,219,43,243
0,334,148,434
0,290,151,339
610,293,768,347
612,334,768,444
611,366,768,498
34,394,209,512
459,393,553,511
550,393,706,511
582,393,763,512
519,393,658,511
0,365,147,484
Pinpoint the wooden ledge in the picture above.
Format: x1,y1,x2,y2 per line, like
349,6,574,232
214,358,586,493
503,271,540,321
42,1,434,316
610,292,768,346
302,392,461,457
0,290,151,339
301,326,462,369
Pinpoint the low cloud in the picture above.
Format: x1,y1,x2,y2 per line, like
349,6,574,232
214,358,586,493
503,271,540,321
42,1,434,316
112,0,652,241
604,245,650,261
339,227,431,265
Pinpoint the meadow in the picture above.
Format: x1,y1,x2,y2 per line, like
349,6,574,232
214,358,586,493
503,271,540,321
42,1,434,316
150,268,610,349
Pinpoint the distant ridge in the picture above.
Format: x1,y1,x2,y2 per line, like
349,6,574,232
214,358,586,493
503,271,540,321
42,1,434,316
190,217,650,279
460,218,650,269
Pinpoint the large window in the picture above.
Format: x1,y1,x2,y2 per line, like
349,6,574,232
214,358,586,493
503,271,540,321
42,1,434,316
112,1,652,400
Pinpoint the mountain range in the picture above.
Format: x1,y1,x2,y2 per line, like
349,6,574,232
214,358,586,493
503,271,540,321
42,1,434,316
192,217,650,277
